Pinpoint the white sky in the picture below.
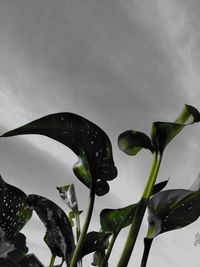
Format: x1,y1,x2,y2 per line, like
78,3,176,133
1,0,200,266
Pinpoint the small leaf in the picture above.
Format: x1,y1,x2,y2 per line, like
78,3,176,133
57,184,78,212
2,113,117,196
100,203,138,234
152,180,169,195
80,231,111,258
175,104,200,124
26,194,75,266
0,175,32,239
19,254,45,267
118,130,153,156
151,104,200,153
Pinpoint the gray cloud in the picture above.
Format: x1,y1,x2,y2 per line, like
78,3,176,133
1,0,200,266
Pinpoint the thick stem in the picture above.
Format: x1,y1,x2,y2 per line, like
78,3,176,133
70,182,96,267
117,152,162,267
49,255,56,267
100,233,118,267
140,238,153,267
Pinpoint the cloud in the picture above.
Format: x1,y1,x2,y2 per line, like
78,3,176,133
1,0,200,266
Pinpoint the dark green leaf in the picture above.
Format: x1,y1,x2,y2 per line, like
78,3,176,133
26,194,75,266
0,258,20,267
118,130,153,156
152,180,169,195
2,113,117,196
6,233,28,262
151,104,200,153
19,254,45,267
100,203,138,234
0,175,32,238
147,189,200,238
80,231,111,258
0,230,28,262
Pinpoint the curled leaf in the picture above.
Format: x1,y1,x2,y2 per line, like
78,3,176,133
118,130,153,156
26,194,75,266
80,231,111,258
100,203,138,234
0,175,32,239
151,104,200,153
152,180,169,195
147,173,200,238
57,184,78,212
2,113,117,196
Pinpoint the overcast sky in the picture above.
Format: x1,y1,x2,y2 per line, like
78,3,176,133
1,0,200,266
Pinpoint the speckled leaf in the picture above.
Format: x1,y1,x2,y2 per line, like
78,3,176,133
100,203,138,234
19,254,45,267
2,113,117,196
152,180,168,195
0,175,32,239
80,231,111,258
118,130,153,156
151,105,200,153
26,194,75,266
147,189,200,238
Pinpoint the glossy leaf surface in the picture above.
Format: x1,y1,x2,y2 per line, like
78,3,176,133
118,130,153,155
80,231,111,258
100,203,138,234
2,113,117,196
0,175,32,239
152,180,168,195
147,189,200,238
151,105,200,153
26,194,75,266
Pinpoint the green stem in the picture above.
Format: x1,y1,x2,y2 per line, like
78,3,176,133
117,152,162,267
75,211,82,267
100,233,118,267
49,255,56,267
75,212,81,241
70,182,96,267
140,238,153,267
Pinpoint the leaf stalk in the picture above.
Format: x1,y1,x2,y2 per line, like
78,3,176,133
117,152,162,267
70,181,96,267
